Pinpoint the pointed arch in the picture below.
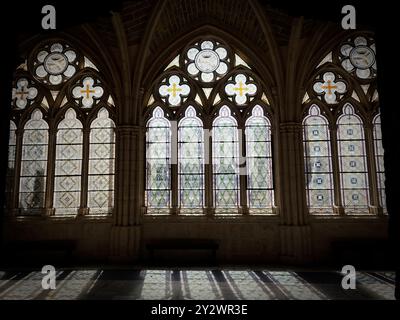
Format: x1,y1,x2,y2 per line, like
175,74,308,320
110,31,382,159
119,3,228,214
178,106,204,210
245,105,274,211
88,107,116,214
19,109,49,214
302,104,334,213
212,105,240,209
54,108,83,215
337,103,369,212
146,107,171,210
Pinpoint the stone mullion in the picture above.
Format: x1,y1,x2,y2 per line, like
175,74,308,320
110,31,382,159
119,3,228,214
204,124,214,216
239,126,248,214
78,128,90,216
329,125,344,215
44,126,56,216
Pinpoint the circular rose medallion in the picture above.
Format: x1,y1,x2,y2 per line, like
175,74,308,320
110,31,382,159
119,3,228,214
195,49,220,73
44,52,68,75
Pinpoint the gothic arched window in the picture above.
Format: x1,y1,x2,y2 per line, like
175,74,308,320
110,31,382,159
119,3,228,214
146,107,171,211
212,106,240,210
144,38,274,215
302,34,384,215
303,105,333,212
245,105,273,211
6,40,115,217
19,110,48,214
178,106,204,210
89,108,115,214
54,109,83,215
337,104,369,212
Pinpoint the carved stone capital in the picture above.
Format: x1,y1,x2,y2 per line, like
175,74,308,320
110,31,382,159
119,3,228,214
279,122,302,134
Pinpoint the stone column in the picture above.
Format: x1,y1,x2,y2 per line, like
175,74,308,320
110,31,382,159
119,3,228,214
278,122,312,263
109,125,144,261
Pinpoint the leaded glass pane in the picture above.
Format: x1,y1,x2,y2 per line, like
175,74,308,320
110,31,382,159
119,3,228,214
213,106,239,210
146,107,171,210
88,108,115,214
19,111,48,214
5,121,17,209
54,109,82,215
178,107,204,210
337,105,369,213
245,106,273,211
303,105,334,213
373,114,386,211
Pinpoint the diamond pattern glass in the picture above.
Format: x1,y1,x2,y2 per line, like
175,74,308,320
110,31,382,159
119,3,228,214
19,110,48,214
213,106,239,209
146,107,171,209
245,106,273,211
178,106,204,210
88,108,115,214
54,109,82,215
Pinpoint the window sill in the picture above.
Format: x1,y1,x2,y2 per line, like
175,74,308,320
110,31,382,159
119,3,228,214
5,214,113,223
142,213,279,223
309,214,388,222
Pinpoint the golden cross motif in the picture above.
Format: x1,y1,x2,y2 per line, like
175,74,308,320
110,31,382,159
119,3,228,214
321,80,337,95
234,81,248,96
15,86,29,99
80,84,96,99
167,83,182,97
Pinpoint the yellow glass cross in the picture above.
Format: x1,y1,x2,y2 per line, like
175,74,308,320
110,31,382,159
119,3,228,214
167,83,182,97
15,87,29,99
234,81,248,96
321,80,337,95
81,84,96,99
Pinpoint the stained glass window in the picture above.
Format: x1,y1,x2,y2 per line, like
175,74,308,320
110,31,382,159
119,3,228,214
313,72,347,104
146,107,171,210
339,36,377,79
54,108,83,215
373,114,386,211
19,110,48,214
213,106,239,210
5,121,17,209
88,108,115,214
184,40,230,83
178,106,204,210
337,104,369,212
303,105,334,212
33,42,78,85
245,105,273,211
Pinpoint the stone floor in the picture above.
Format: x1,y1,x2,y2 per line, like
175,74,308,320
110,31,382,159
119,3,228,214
0,268,395,300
